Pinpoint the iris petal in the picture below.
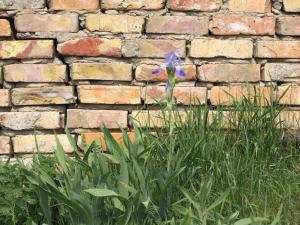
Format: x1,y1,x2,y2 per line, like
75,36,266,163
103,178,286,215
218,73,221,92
176,67,186,77
152,67,164,75
166,80,171,90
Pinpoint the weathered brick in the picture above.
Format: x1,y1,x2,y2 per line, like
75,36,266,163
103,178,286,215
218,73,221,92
283,0,300,12
131,110,187,128
228,0,271,12
255,41,300,59
277,17,300,36
78,85,141,104
277,86,300,105
101,0,165,10
0,0,45,9
86,14,144,33
67,109,128,129
0,136,10,154
0,112,61,130
123,39,186,58
198,64,260,82
263,63,300,82
210,16,275,36
277,111,300,130
0,19,11,37
13,135,73,154
12,86,75,106
0,89,10,107
135,64,196,81
72,62,132,81
210,86,272,105
169,0,222,11
15,13,79,33
143,86,207,105
57,37,122,57
0,40,54,59
146,16,208,35
80,132,135,150
190,38,253,59
4,64,67,83
50,0,99,10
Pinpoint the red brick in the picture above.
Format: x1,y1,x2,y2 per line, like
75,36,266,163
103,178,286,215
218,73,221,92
0,89,10,107
0,136,11,154
143,86,207,105
0,40,54,59
277,17,300,36
0,19,11,37
50,0,100,10
101,0,165,10
15,13,79,33
210,86,272,105
228,0,271,12
135,64,196,82
147,16,208,35
277,86,300,105
123,39,186,58
4,64,67,83
210,16,275,36
80,132,135,150
78,85,141,104
255,40,300,58
169,0,222,11
198,64,260,82
58,37,122,57
67,109,128,129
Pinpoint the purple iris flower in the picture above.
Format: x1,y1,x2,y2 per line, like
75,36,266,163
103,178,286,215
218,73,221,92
165,80,170,91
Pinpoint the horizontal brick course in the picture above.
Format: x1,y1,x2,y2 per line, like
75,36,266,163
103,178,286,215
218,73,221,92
67,109,128,129
101,0,165,10
255,41,300,58
0,0,45,9
277,86,300,105
0,136,11,154
0,19,12,37
50,0,100,10
0,89,10,107
228,0,271,12
277,17,300,36
169,0,222,11
263,63,300,82
199,64,260,82
283,0,300,12
4,64,67,83
15,13,79,33
78,85,141,104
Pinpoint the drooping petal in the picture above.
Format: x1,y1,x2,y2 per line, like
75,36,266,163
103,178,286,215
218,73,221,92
165,52,176,69
165,80,171,91
152,66,164,75
176,67,186,77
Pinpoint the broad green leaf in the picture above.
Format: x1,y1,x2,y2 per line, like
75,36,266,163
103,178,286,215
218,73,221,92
84,188,119,198
234,217,269,225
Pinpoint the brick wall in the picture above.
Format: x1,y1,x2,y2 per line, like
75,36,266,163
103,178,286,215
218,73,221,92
1,0,300,157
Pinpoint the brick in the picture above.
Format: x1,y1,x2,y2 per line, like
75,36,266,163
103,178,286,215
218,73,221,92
143,86,207,105
4,64,67,83
0,112,61,130
0,136,10,154
263,63,300,82
67,109,128,129
147,16,208,35
50,0,99,10
228,0,271,12
15,13,79,33
58,37,122,57
0,19,11,37
78,85,141,104
72,62,132,81
277,17,300,36
86,14,144,33
80,132,135,150
169,0,222,11
135,64,196,82
0,40,54,59
198,64,260,82
283,0,300,12
0,0,45,9
277,111,300,130
131,110,187,128
123,39,186,58
277,86,300,105
12,86,75,106
210,86,272,105
101,0,165,10
255,41,300,59
210,16,275,36
13,135,73,154
190,38,253,59
0,89,10,107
